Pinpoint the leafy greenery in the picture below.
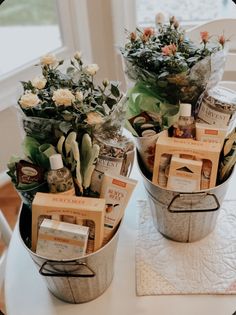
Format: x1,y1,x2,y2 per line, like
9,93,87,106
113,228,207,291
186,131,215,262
121,17,225,105
18,53,122,132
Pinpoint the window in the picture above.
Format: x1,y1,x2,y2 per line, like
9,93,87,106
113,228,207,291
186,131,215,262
134,0,236,81
0,0,92,111
0,0,62,76
136,0,236,27
0,0,94,175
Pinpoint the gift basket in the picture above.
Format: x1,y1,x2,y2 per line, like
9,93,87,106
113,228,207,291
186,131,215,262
121,16,236,242
7,52,137,303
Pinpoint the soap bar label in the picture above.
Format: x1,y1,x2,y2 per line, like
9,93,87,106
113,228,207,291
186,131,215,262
198,101,230,127
90,156,123,194
167,176,199,192
104,186,128,228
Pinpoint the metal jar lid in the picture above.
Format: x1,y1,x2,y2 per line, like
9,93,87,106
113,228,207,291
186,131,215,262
206,86,236,112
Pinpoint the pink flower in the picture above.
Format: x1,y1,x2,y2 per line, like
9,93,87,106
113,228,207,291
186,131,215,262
200,31,209,44
218,34,226,47
143,27,154,37
161,44,177,56
169,44,177,54
162,46,171,56
130,32,136,42
174,21,179,29
141,27,155,43
169,16,176,25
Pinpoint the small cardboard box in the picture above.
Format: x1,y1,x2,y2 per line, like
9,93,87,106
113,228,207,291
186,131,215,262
167,156,202,192
100,173,137,245
32,193,105,252
36,218,89,260
153,135,222,189
195,122,227,146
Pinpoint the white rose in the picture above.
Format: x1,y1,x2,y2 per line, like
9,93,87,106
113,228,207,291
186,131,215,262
84,64,99,76
74,51,82,60
19,92,40,109
40,53,57,66
85,112,104,125
52,89,75,106
155,12,165,25
75,91,83,102
31,76,47,90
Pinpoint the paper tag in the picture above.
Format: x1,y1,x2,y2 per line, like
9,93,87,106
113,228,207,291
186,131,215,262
90,155,123,194
198,101,231,127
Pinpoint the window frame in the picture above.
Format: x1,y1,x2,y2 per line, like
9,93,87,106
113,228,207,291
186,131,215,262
0,0,92,111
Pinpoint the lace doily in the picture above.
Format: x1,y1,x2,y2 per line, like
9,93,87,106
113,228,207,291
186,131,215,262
136,199,236,295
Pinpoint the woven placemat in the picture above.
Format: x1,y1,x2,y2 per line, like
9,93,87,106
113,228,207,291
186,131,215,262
136,199,236,295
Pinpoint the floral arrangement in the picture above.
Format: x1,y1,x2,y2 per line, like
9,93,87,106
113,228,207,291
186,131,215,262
8,52,133,203
121,16,227,108
19,52,124,143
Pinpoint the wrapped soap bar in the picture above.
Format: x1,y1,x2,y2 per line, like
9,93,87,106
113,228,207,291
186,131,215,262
16,160,45,189
128,111,162,137
31,192,105,252
36,218,89,260
166,156,202,192
195,122,227,147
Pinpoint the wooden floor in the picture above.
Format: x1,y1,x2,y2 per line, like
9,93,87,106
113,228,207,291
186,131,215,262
0,182,21,253
0,182,21,314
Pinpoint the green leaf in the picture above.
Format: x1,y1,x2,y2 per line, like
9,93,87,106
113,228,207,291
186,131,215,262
158,71,169,79
157,80,168,88
94,96,104,106
110,84,120,98
22,136,40,164
106,97,118,108
66,67,75,75
187,56,199,63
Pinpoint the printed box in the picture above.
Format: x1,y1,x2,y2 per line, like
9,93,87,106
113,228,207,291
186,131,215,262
167,156,202,192
36,218,89,260
32,193,105,252
153,135,222,189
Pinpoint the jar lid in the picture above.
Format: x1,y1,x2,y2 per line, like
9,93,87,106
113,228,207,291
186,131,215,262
208,86,236,105
49,154,63,170
95,133,133,150
179,103,192,117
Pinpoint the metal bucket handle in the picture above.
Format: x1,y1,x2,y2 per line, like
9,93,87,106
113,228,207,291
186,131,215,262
39,260,96,278
167,192,220,213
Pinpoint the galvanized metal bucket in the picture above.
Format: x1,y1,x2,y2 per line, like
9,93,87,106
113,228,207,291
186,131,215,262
18,204,120,303
137,154,234,242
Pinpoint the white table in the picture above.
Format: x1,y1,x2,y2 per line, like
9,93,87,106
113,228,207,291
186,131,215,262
4,166,236,315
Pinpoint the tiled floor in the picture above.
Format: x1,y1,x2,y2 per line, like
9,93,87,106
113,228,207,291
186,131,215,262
0,182,21,314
